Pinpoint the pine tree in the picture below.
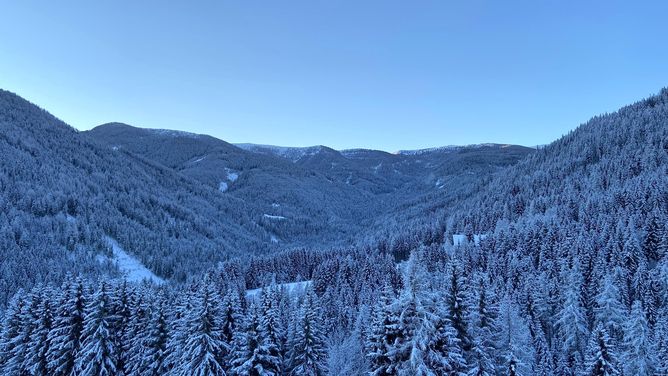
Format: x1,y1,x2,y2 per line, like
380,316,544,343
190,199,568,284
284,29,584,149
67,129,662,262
654,308,668,376
593,273,625,342
126,290,152,376
165,288,195,370
642,216,661,261
231,304,270,375
130,294,170,376
76,281,119,376
25,288,54,375
467,277,497,376
621,301,657,376
366,284,400,376
111,280,133,374
46,277,87,376
447,262,472,356
178,281,226,376
287,288,327,376
221,288,243,369
583,324,619,376
259,285,285,374
496,294,534,376
555,265,588,374
0,291,25,373
5,289,42,375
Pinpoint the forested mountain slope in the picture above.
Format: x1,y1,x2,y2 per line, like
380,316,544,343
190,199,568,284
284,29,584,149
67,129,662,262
89,124,532,246
0,90,275,304
0,90,532,308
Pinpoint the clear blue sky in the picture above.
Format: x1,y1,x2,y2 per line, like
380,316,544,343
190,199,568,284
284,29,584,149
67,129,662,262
1,1,666,151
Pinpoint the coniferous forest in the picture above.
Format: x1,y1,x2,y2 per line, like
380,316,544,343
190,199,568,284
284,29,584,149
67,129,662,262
1,85,668,376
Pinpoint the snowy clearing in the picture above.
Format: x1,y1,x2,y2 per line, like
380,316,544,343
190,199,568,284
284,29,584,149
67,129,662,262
104,237,164,284
219,181,229,192
246,280,312,299
452,234,488,246
263,214,286,220
226,168,239,182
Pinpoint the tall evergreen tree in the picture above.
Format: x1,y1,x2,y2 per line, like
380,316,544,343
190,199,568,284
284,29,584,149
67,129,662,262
621,301,657,376
221,289,244,369
0,292,25,373
287,288,327,376
25,288,54,375
496,294,533,376
593,273,625,342
555,265,588,375
259,285,285,374
583,324,619,376
231,304,274,376
178,281,226,376
367,284,400,376
129,294,170,376
46,277,87,376
447,261,472,357
76,281,119,376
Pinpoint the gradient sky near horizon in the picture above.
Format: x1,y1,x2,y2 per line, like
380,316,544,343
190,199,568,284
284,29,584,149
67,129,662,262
1,1,667,151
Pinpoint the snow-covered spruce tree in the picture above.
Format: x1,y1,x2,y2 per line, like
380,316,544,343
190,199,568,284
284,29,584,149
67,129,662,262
386,255,467,375
621,301,657,376
593,273,625,343
446,260,472,358
327,306,370,376
0,291,25,372
287,287,327,376
554,264,588,375
164,287,195,370
46,277,86,376
467,277,498,376
4,288,43,375
655,307,668,376
496,293,534,376
642,216,661,262
25,287,54,375
583,324,619,376
76,281,119,376
126,289,152,376
111,280,133,374
129,293,170,376
259,284,286,374
177,280,226,376
221,288,244,369
231,303,273,375
366,283,400,376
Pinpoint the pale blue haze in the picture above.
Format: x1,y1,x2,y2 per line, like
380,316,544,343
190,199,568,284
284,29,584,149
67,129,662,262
1,0,666,150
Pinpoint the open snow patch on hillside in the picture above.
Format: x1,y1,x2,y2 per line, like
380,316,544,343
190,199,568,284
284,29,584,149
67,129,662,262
103,237,164,284
452,234,488,246
263,214,286,220
219,181,229,192
226,168,239,182
246,280,312,299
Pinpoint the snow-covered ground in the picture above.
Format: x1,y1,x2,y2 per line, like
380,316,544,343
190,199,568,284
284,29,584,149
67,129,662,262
219,181,229,192
226,168,239,182
452,234,488,246
245,280,312,299
104,237,164,284
263,214,286,220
